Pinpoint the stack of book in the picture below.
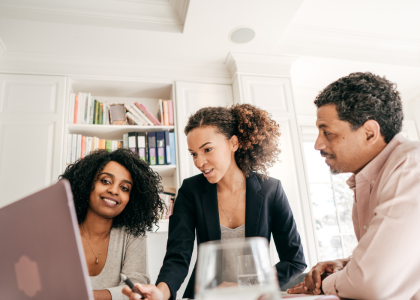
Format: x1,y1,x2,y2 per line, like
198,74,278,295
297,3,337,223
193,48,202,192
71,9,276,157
159,187,176,219
123,130,176,165
68,93,110,125
68,93,174,126
66,134,123,165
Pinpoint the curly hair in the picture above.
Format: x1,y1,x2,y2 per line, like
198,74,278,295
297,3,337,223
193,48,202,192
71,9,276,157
184,104,281,178
314,72,403,143
59,148,164,237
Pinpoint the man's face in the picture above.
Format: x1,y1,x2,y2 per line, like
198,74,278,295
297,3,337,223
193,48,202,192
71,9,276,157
315,105,368,174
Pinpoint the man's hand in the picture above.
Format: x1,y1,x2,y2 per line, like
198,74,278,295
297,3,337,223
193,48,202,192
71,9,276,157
286,282,315,295
122,284,163,300
305,258,350,294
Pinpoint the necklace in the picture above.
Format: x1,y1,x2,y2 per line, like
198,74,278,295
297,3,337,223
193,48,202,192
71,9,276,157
217,177,244,222
81,224,111,264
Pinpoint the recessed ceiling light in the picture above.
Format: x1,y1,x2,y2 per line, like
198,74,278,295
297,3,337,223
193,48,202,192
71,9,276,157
229,27,256,44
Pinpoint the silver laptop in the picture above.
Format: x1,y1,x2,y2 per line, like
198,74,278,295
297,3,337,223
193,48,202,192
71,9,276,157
0,179,93,300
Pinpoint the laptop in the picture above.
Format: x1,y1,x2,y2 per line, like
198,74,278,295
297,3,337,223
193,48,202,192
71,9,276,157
0,179,93,300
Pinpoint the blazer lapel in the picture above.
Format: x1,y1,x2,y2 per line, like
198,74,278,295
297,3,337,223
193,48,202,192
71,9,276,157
201,180,221,241
245,172,264,237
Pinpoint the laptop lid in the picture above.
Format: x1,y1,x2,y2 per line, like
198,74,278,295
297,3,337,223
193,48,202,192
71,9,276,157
0,179,93,300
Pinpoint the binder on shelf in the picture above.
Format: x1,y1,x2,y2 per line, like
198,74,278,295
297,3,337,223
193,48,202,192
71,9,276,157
148,132,157,165
164,130,171,164
167,100,174,126
128,132,137,154
137,132,147,161
156,131,166,165
169,132,176,165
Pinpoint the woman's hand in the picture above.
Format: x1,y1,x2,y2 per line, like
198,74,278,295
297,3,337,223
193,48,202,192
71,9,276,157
122,284,163,300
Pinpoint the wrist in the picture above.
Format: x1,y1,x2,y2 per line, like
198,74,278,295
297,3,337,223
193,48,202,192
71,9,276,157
157,282,171,300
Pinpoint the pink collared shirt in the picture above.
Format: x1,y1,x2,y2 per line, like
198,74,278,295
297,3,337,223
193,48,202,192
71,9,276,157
322,133,420,299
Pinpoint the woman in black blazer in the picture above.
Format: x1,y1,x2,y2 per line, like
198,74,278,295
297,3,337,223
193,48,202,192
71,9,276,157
123,104,306,300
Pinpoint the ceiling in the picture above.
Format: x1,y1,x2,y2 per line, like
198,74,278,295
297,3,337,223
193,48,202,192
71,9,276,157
0,0,419,98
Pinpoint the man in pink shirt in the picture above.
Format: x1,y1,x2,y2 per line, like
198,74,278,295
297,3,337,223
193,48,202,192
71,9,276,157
288,72,420,299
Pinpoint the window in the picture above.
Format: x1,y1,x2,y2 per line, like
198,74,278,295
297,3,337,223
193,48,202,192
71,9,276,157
303,142,357,261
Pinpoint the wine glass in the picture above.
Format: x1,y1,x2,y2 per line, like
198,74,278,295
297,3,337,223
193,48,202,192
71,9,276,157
195,237,280,300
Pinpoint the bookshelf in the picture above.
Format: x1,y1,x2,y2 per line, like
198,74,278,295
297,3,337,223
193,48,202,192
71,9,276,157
63,78,180,232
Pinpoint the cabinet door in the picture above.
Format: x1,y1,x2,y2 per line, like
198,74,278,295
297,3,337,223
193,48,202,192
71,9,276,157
175,82,234,181
237,75,316,268
0,74,66,207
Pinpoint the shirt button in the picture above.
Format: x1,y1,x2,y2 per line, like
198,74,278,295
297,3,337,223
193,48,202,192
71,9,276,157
363,225,367,229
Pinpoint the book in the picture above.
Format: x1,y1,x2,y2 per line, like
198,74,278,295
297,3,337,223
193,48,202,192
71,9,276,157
78,93,84,124
90,98,95,124
105,140,112,152
128,132,137,154
136,103,161,125
66,134,72,165
85,136,92,156
158,99,164,124
163,100,169,126
98,139,106,150
112,140,118,151
123,133,129,149
81,136,86,158
77,134,82,160
71,134,77,163
99,103,103,125
128,104,148,125
84,94,89,124
137,132,147,161
126,112,142,125
133,103,154,126
74,95,79,124
169,132,176,165
148,132,157,165
94,100,99,125
167,100,174,126
69,94,75,125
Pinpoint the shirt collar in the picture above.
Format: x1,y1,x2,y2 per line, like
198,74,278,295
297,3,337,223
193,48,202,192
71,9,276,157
347,133,409,188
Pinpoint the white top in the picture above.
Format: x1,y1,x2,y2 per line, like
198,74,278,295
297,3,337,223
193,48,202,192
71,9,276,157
220,224,246,283
89,227,150,300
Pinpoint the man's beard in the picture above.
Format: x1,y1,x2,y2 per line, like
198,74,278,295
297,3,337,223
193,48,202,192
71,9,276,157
321,150,343,174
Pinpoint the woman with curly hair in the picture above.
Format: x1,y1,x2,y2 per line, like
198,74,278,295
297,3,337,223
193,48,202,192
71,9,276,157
123,104,307,300
59,148,163,300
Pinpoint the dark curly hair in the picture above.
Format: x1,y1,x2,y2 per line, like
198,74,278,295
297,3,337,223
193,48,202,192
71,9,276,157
59,148,164,237
314,72,403,143
184,104,281,178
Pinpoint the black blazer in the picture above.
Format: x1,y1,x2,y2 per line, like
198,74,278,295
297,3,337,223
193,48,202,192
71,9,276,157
156,172,306,299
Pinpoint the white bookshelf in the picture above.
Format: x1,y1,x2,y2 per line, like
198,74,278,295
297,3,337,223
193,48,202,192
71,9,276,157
63,78,180,232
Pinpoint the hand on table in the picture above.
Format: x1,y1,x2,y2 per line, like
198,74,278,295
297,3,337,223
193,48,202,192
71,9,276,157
122,284,163,300
287,258,350,295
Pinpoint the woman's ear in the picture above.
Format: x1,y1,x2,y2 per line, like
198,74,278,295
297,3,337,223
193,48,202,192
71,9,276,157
230,135,239,151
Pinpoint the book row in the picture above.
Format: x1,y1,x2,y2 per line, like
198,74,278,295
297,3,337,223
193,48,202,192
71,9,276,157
66,130,176,166
68,93,174,126
123,131,176,166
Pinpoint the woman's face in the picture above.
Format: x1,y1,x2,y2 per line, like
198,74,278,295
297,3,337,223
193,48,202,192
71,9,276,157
187,126,238,184
88,161,133,219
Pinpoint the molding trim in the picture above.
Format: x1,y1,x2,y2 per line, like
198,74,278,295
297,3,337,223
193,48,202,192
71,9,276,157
0,3,183,32
225,53,298,78
0,51,232,84
277,24,420,67
170,0,190,24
